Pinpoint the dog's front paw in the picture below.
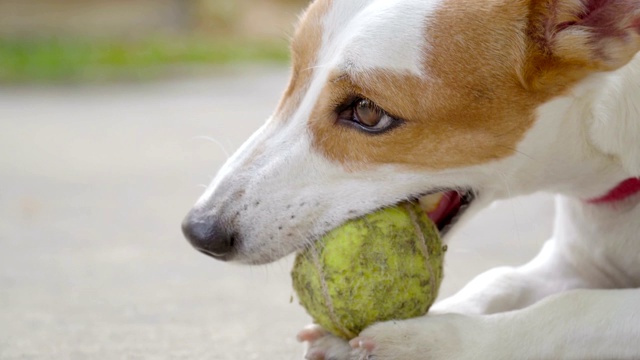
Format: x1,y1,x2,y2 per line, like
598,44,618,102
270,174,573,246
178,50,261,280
349,314,486,360
298,325,354,360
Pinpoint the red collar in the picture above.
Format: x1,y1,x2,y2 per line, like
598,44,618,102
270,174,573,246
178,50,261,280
587,178,640,205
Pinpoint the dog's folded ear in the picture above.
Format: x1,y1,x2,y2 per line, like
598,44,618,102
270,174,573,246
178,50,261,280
524,0,640,90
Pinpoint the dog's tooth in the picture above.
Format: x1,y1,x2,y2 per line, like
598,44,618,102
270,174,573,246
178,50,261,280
420,193,444,213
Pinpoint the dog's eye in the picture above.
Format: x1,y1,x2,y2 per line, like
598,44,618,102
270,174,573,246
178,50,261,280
338,99,400,134
355,99,384,127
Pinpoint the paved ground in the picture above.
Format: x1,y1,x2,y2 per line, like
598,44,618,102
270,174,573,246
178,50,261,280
0,67,555,359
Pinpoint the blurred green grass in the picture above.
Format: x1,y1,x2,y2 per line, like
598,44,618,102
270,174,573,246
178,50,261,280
0,37,291,83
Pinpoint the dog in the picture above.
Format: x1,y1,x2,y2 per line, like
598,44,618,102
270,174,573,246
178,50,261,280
182,0,640,358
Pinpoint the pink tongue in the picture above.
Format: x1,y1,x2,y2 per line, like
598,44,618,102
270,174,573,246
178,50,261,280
426,191,461,226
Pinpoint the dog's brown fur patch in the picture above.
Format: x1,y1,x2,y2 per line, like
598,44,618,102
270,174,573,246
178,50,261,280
309,1,541,170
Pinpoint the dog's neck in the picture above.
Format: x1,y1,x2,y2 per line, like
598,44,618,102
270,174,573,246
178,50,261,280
555,186,640,288
505,54,640,201
587,54,640,177
550,57,640,286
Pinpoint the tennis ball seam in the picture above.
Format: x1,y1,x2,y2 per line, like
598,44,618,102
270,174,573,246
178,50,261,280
404,202,437,302
309,242,357,339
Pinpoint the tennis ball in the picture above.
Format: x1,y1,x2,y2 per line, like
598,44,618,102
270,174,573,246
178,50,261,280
291,202,444,340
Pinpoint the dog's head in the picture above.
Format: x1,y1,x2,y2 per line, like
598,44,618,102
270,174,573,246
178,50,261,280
183,0,640,264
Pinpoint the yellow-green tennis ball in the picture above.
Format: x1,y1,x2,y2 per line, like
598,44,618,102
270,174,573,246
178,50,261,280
291,202,444,340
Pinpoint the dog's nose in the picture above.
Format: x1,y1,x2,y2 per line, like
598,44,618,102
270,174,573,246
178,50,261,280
181,212,235,260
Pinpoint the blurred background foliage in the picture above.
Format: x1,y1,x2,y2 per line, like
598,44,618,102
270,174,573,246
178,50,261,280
0,0,309,83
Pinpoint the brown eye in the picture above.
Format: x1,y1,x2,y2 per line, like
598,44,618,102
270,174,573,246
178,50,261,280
337,97,401,134
355,99,383,127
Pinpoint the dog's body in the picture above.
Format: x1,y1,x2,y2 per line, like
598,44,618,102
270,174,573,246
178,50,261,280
183,0,640,358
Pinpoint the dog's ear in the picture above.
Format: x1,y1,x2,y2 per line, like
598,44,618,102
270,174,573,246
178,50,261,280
524,0,640,90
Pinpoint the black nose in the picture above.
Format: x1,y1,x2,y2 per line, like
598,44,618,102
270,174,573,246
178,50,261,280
181,212,235,260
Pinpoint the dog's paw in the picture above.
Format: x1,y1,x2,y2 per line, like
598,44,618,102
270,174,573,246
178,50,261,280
348,314,486,360
298,325,354,360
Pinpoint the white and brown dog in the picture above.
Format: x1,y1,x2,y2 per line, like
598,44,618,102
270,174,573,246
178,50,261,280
182,0,640,358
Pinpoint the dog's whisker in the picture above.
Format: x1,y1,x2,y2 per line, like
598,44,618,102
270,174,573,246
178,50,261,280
495,144,539,163
193,135,231,160
303,62,331,72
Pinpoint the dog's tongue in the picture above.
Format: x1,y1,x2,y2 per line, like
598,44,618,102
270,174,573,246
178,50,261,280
420,192,462,229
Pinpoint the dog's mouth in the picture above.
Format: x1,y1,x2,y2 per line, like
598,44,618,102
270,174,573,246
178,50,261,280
417,190,476,237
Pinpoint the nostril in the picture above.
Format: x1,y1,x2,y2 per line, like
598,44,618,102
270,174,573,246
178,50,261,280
228,234,236,249
181,212,235,259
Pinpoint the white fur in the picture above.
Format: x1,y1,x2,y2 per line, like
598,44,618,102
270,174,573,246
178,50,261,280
187,0,640,358
319,0,442,76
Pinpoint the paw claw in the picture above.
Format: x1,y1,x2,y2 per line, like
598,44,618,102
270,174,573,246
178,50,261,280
299,324,352,360
298,325,328,343
349,337,376,352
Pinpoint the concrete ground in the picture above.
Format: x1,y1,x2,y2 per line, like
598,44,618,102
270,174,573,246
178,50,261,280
0,67,555,360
